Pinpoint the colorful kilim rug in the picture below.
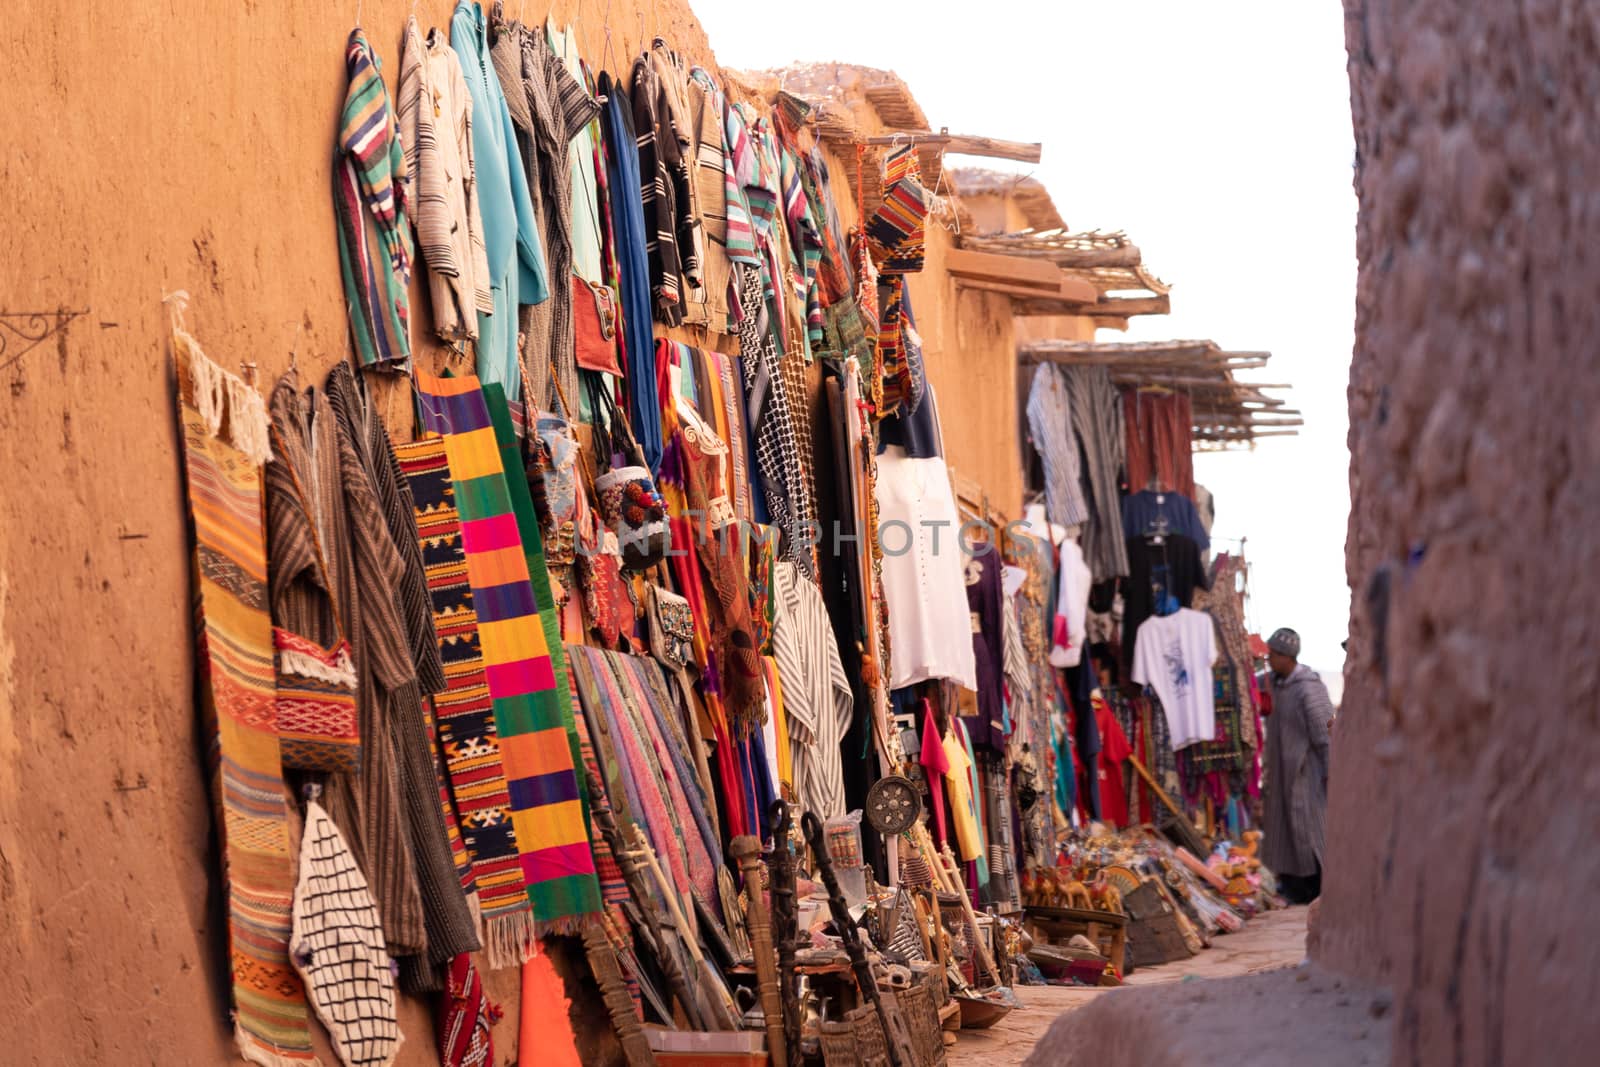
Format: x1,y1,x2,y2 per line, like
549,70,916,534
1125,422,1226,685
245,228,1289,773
175,327,315,1067
395,436,533,965
414,372,600,930
481,383,597,879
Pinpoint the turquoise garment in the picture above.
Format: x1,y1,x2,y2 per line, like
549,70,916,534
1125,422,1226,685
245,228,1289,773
451,1,549,401
958,719,991,887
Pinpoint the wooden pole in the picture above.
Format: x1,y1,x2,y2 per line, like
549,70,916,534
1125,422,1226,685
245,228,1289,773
729,837,787,1067
858,130,1043,163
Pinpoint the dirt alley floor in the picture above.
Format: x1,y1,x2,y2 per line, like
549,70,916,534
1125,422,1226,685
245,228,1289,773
946,905,1310,1065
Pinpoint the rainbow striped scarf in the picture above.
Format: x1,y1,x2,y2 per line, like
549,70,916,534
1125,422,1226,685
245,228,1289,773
415,372,600,930
396,436,535,964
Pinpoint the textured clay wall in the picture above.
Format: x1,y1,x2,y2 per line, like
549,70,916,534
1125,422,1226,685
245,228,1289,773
0,2,1028,1062
0,1,714,1063
1323,2,1600,1062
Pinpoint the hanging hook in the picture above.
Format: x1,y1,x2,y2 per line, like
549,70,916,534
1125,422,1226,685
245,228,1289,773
354,0,363,27
289,321,305,373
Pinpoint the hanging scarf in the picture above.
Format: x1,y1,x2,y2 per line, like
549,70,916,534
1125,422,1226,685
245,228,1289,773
172,309,315,1067
396,436,536,964
414,371,601,932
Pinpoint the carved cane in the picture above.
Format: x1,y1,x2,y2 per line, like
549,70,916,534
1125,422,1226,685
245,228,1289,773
767,800,802,1067
730,836,787,1067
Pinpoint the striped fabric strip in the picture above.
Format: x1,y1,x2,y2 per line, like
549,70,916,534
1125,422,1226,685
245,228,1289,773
770,561,854,821
334,28,413,370
178,364,316,1065
1061,365,1130,580
395,437,534,952
415,372,600,928
1026,362,1091,529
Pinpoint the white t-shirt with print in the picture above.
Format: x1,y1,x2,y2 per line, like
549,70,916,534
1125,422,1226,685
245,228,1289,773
1131,608,1219,749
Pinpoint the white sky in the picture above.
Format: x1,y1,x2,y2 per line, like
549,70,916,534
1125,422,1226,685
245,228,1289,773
695,0,1356,672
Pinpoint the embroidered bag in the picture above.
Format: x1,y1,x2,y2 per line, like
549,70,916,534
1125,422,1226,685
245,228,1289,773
645,582,696,673
274,628,360,774
266,423,360,774
587,376,670,570
573,273,624,376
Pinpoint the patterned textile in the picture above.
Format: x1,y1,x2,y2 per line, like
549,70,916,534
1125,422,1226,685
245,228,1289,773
770,561,853,821
572,696,631,928
683,67,734,330
396,436,536,964
398,16,492,343
439,954,497,1067
631,46,687,325
732,266,815,575
290,801,401,1067
1194,553,1259,751
569,648,718,902
272,627,360,773
176,331,316,1067
1026,362,1090,529
866,145,930,275
334,27,412,370
1060,366,1128,581
414,371,600,930
327,365,477,976
1180,646,1248,777
481,382,600,903
489,10,599,411
1122,388,1196,499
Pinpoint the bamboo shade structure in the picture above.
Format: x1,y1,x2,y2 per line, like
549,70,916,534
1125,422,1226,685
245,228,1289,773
1019,339,1297,447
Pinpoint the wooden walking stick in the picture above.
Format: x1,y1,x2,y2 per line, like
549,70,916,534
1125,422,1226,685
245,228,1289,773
802,811,915,1067
767,800,802,1067
730,836,787,1067
584,766,707,1029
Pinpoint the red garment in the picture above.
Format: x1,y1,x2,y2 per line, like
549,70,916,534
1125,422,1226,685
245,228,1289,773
1092,691,1133,828
920,699,950,846
1122,389,1195,498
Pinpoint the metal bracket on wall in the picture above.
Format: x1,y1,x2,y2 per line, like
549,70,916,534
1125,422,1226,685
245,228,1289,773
0,309,89,375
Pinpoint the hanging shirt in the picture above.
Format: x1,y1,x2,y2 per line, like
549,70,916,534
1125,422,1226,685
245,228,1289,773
1121,490,1210,551
1121,533,1209,673
1091,689,1133,828
770,561,854,821
1049,537,1093,668
334,29,413,370
1131,608,1220,749
450,1,549,401
962,551,1007,754
1026,363,1089,528
876,446,978,690
942,726,983,864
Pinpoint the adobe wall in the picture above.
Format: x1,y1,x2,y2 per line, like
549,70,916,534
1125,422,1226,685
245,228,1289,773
0,1,1026,1062
1321,1,1600,1062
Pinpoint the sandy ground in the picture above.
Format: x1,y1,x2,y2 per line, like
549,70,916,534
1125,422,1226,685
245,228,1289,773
947,906,1310,1065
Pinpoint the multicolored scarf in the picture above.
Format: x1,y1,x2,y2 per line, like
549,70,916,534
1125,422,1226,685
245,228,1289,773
174,320,315,1066
396,436,534,964
414,371,600,930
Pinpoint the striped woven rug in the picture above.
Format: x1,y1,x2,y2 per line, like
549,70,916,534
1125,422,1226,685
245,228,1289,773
175,327,315,1066
414,372,601,932
395,436,534,966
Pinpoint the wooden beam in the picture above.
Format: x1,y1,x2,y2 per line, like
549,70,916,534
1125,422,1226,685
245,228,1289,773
859,130,1042,164
947,248,1063,289
1076,294,1171,317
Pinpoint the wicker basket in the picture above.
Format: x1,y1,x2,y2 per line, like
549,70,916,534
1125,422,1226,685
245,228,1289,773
820,1005,891,1067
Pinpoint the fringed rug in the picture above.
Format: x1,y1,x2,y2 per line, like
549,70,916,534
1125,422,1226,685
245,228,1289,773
395,436,533,966
414,371,600,932
173,303,316,1067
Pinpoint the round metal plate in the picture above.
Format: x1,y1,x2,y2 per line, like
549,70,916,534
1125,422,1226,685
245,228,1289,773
865,775,922,835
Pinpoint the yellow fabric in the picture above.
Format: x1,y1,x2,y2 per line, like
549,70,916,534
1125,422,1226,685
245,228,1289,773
943,731,983,863
765,655,793,792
